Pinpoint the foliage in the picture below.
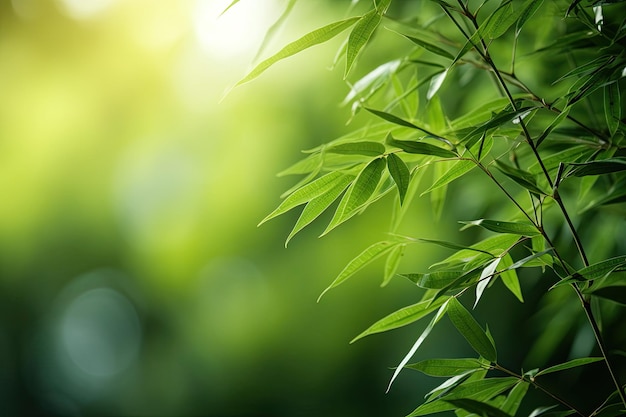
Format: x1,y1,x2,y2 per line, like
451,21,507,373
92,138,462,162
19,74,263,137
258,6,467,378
235,0,626,415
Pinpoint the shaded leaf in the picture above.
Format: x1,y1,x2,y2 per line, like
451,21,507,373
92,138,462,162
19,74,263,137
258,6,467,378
605,82,621,136
345,10,382,77
351,296,449,343
236,17,360,86
407,358,485,377
448,298,497,362
495,160,547,195
570,255,626,281
567,158,626,177
589,286,626,305
386,153,411,205
501,381,529,415
404,271,465,289
444,398,513,417
460,219,540,236
535,357,604,377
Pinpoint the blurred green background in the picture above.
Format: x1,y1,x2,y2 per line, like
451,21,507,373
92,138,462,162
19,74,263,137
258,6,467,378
1,1,623,416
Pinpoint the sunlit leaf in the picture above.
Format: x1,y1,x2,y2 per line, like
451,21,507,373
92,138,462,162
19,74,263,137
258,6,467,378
351,296,449,343
219,0,240,16
448,298,497,362
343,59,402,104
444,398,513,417
382,244,404,286
534,357,604,377
236,17,360,86
365,108,444,141
407,358,485,376
386,153,410,205
345,9,382,77
460,219,540,236
475,258,501,309
252,0,298,64
427,69,449,100
318,240,401,301
569,255,626,281
327,141,386,156
386,134,457,158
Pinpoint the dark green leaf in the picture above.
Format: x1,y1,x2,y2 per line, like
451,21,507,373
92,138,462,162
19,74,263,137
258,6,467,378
589,286,626,305
481,1,517,40
407,358,485,376
567,158,626,177
444,398,513,417
495,160,547,195
460,219,540,236
448,298,497,362
403,271,464,289
570,255,626,281
345,10,382,77
402,34,455,60
605,82,621,137
365,108,443,140
386,135,457,158
501,381,529,415
386,153,411,204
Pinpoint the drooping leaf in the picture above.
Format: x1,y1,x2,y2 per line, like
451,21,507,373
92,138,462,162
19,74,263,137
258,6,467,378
444,398,513,417
345,9,382,77
236,17,360,86
387,300,450,392
386,153,411,205
475,257,502,309
534,357,604,377
495,160,547,195
260,171,356,225
567,158,626,177
326,141,386,156
382,244,404,286
407,358,485,377
251,0,298,64
318,240,401,301
460,219,540,236
499,254,524,302
386,134,457,158
322,158,386,234
448,298,497,362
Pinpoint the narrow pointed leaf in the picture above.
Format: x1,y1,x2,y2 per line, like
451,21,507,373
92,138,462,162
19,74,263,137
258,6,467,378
387,300,450,392
403,271,464,290
365,108,442,139
460,219,540,236
535,357,604,377
499,254,524,302
236,17,360,86
501,381,529,415
605,82,621,136
402,35,454,60
475,258,501,309
382,244,404,286
327,141,386,156
386,153,410,204
260,171,355,225
345,10,381,77
481,1,516,39
387,134,457,158
318,240,400,301
448,298,497,362
251,0,298,63
285,178,353,246
427,69,448,100
567,158,626,177
407,358,485,376
495,160,547,195
569,255,626,281
219,0,240,16
444,399,513,417
351,296,449,343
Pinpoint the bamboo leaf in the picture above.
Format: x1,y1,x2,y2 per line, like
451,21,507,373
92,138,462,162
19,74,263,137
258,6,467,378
444,399,513,417
343,60,402,104
402,34,455,60
605,82,621,137
382,244,404,286
404,271,464,289
318,240,401,301
327,141,386,156
387,299,450,392
534,357,604,377
219,0,240,16
351,296,448,343
236,17,360,86
569,255,626,281
501,381,529,415
499,254,524,303
459,219,540,236
386,153,411,205
495,160,547,195
386,134,457,158
567,158,626,177
251,0,298,64
345,10,382,77
481,1,516,39
427,69,449,100
448,298,497,362
475,258,501,309
407,358,485,376
260,171,355,225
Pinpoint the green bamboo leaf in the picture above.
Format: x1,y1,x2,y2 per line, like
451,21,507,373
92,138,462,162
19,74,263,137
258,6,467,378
387,299,450,392
219,0,240,16
236,17,360,86
501,381,529,415
277,153,322,177
365,108,445,140
432,234,520,270
386,134,457,158
534,357,604,377
448,298,497,362
475,258,501,309
403,271,464,290
569,255,626,281
495,160,547,195
605,82,621,136
322,158,386,234
284,178,353,246
402,34,455,60
459,219,540,236
481,1,516,39
567,158,626,177
535,107,571,147
318,240,401,302
345,10,382,77
382,244,404,286
499,254,524,303
251,0,298,64
343,60,402,104
260,171,355,225
427,69,449,100
327,141,386,156
444,399,513,417
351,296,448,343
515,0,543,35
414,238,493,256
589,286,626,305
407,358,485,377
386,153,410,205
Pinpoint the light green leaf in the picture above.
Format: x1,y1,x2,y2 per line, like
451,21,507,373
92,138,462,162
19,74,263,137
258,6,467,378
345,10,382,77
386,134,457,158
535,107,571,147
404,271,465,290
219,0,240,16
260,171,355,225
285,178,353,246
351,296,449,343
444,399,513,417
322,158,386,234
459,219,540,236
534,357,604,377
277,153,322,177
407,358,485,377
251,0,298,64
236,17,360,86
327,141,386,156
475,258,501,309
318,240,401,302
387,299,450,392
343,60,402,104
427,69,449,100
448,298,497,362
382,244,404,286
499,254,524,302
480,1,516,39
605,82,621,137
501,381,529,415
386,153,410,205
